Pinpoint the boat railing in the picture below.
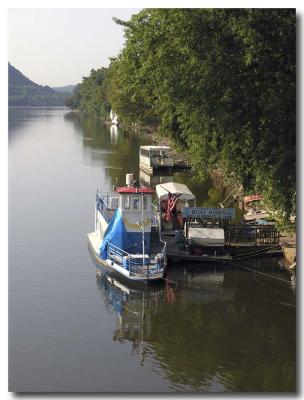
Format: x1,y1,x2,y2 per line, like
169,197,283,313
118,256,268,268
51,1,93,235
107,241,166,278
96,192,115,223
160,238,167,259
151,202,158,212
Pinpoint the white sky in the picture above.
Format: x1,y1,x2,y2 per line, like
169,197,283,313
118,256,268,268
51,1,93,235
8,8,140,86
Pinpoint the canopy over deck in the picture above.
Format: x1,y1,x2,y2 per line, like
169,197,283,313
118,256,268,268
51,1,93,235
188,227,225,246
156,182,195,201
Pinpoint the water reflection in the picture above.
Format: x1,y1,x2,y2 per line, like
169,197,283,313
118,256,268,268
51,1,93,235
139,169,173,189
110,124,118,144
9,107,296,392
64,112,151,185
9,107,67,143
95,261,296,392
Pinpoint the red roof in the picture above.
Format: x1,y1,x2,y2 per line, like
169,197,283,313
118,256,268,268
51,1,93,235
116,186,155,194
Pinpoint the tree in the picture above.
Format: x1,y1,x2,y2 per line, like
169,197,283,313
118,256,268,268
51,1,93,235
109,9,296,220
66,67,111,118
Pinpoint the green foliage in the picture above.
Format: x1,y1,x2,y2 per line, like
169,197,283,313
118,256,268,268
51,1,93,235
66,68,111,118
9,85,67,106
108,9,295,220
9,63,68,106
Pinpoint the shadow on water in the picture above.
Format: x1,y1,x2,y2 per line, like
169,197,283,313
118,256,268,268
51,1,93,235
93,255,296,392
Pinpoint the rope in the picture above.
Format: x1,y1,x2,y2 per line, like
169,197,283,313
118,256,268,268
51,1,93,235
219,186,240,207
231,245,281,260
232,260,291,284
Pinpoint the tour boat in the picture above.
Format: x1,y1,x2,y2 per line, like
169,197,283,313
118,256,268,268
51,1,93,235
87,174,167,283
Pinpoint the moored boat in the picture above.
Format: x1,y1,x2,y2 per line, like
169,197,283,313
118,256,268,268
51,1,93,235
110,109,119,125
139,145,174,175
87,174,167,283
155,182,232,262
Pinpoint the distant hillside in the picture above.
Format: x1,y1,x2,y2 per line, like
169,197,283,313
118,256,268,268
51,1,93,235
52,85,75,94
8,63,68,106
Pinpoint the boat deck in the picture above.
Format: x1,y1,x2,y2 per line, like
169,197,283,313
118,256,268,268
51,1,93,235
87,232,164,281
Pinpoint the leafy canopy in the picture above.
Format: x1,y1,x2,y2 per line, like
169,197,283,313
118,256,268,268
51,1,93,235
108,9,295,221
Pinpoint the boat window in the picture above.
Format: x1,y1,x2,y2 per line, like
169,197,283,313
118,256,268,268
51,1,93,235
123,195,130,210
133,196,140,210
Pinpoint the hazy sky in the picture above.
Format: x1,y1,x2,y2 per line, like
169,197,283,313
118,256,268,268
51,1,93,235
8,8,140,87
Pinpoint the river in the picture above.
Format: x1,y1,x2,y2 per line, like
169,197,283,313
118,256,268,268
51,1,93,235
8,107,296,392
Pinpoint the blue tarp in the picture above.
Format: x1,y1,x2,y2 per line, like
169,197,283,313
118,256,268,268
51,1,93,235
100,209,134,259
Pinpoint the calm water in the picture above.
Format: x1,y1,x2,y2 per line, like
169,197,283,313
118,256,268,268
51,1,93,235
9,107,296,392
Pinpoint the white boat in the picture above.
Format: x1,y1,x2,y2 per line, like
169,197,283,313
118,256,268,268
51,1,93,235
155,182,230,261
139,146,173,175
87,174,167,283
110,109,119,125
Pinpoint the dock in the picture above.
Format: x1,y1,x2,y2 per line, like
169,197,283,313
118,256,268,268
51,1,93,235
160,223,283,263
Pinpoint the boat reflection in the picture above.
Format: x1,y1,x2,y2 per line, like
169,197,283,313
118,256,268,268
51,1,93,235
139,168,173,189
94,261,295,391
95,270,166,364
110,124,118,144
